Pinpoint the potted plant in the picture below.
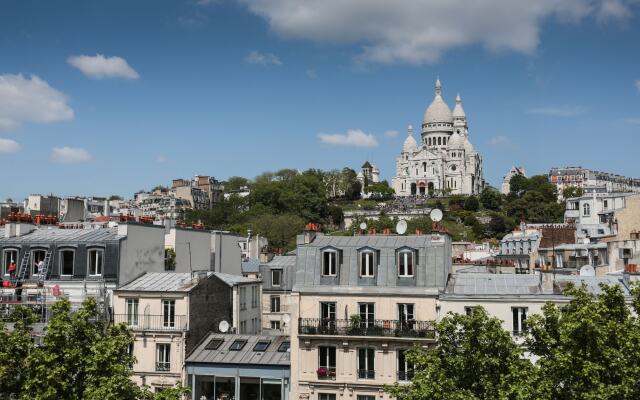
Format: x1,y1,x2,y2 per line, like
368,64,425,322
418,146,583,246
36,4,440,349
349,314,362,335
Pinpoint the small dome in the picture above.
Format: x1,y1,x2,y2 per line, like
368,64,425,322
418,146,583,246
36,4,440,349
448,132,464,149
452,93,466,118
403,134,418,153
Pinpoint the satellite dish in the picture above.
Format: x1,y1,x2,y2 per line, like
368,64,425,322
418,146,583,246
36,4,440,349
218,320,230,333
359,222,367,230
430,208,443,222
579,265,595,277
282,314,291,324
396,220,408,235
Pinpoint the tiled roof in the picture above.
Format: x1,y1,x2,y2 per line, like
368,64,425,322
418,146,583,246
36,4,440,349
187,333,290,366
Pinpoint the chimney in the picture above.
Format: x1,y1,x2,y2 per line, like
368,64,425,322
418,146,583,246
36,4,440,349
104,200,110,217
303,223,319,244
540,270,554,292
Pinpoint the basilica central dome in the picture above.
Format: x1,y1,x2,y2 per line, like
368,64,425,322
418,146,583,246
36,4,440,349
423,78,453,125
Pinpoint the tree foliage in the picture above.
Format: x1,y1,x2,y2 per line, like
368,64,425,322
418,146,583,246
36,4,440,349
0,298,188,400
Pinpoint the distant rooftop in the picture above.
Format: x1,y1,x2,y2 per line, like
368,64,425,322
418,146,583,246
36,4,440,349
213,272,261,286
0,227,121,244
187,333,290,366
117,272,209,292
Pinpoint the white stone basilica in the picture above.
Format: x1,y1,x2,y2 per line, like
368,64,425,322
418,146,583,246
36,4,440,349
391,78,484,196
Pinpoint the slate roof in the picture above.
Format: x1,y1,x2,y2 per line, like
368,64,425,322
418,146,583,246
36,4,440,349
446,273,541,295
0,227,121,244
265,255,296,268
116,272,206,292
241,259,260,274
306,234,434,249
213,272,261,286
554,275,630,295
187,334,290,366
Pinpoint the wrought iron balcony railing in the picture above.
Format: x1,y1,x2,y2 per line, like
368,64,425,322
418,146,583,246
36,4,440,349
298,318,435,338
156,362,171,372
357,369,375,379
112,314,187,331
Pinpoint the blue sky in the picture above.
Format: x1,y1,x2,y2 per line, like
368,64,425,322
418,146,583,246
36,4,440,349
1,0,639,200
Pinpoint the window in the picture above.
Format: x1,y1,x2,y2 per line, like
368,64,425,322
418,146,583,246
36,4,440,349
205,339,224,350
604,200,608,209
253,340,271,352
60,249,74,276
31,249,46,276
240,287,247,310
319,394,336,400
318,346,336,374
465,306,478,316
156,344,171,371
162,300,175,328
321,302,336,321
359,303,375,328
398,304,415,322
270,295,281,312
278,341,290,352
583,203,591,216
358,348,375,379
512,307,527,334
397,250,414,277
240,320,247,333
251,318,257,333
357,396,375,400
397,349,414,381
271,269,282,286
322,250,338,276
251,286,258,308
230,339,247,351
359,250,375,277
271,320,281,330
127,342,134,369
126,299,139,326
88,249,104,276
2,249,18,276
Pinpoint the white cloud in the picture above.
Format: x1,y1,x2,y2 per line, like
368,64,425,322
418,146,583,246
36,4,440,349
67,54,139,80
245,51,283,66
318,129,378,147
384,130,399,138
237,0,633,64
50,147,93,164
635,79,640,92
624,118,640,124
0,138,21,153
0,74,74,130
526,106,585,117
488,135,511,146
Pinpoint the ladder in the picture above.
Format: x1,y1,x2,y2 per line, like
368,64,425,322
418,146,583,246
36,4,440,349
13,252,31,285
37,247,54,284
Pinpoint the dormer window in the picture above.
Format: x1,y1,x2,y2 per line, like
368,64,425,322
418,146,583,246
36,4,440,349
359,250,375,277
322,249,338,276
397,249,414,277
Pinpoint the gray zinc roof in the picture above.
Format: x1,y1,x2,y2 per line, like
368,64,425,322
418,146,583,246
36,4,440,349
187,333,290,366
213,272,261,286
0,227,121,244
307,234,433,249
241,259,260,274
554,275,630,295
117,272,207,292
265,255,296,268
446,273,541,295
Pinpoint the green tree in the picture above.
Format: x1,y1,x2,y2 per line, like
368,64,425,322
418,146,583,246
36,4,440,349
224,176,250,191
509,174,528,195
365,181,394,199
108,195,123,201
562,186,583,199
0,306,37,396
525,283,640,400
463,196,480,212
385,307,533,400
249,213,306,253
479,187,502,211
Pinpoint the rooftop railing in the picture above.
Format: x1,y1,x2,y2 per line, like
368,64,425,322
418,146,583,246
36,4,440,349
112,314,187,331
299,318,435,339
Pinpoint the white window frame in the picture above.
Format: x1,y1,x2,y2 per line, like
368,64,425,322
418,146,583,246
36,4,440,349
162,299,176,328
359,250,375,277
512,307,527,334
270,320,281,330
397,250,414,277
126,298,139,326
398,303,415,322
397,349,414,381
87,248,104,276
2,248,18,276
156,343,171,371
31,248,47,277
583,203,590,216
357,347,375,379
318,346,336,371
322,250,338,276
270,295,281,312
240,286,247,310
271,269,282,287
358,303,375,327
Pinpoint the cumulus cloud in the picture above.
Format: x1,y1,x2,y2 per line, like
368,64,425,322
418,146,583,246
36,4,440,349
0,138,21,153
318,129,378,147
237,0,633,64
245,51,282,66
50,147,93,164
488,135,512,146
384,130,399,138
526,106,585,117
0,74,74,130
68,54,139,80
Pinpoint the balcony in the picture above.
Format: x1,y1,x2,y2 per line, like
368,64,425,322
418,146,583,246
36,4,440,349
112,314,187,331
357,369,375,379
156,362,171,372
298,318,435,339
316,367,336,380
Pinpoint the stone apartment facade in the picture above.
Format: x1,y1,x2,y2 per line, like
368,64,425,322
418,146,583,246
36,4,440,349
290,231,451,400
261,255,296,334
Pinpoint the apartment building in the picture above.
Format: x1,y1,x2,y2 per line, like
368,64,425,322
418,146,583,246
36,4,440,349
549,167,640,199
214,272,262,334
290,230,451,400
261,254,296,334
113,272,232,391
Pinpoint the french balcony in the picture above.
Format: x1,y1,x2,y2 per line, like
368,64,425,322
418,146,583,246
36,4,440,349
357,369,375,379
112,314,187,331
316,367,336,380
298,318,435,339
156,362,171,372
